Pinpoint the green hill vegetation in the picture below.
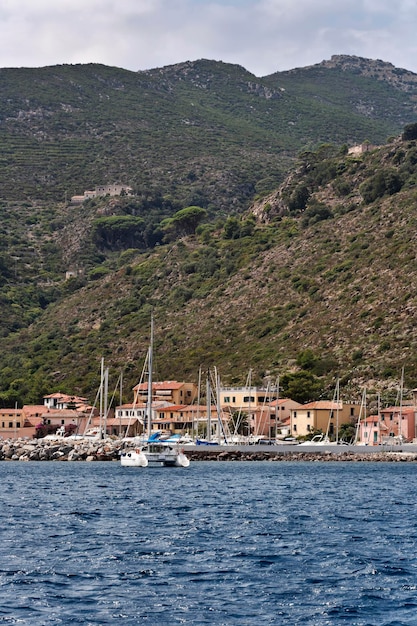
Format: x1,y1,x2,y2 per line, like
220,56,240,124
1,56,417,408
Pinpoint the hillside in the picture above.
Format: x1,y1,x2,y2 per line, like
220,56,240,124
1,56,417,407
2,133,417,407
1,55,417,209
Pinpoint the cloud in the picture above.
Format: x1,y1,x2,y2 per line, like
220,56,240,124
0,0,416,75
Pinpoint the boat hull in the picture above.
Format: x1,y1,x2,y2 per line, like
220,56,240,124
120,449,148,467
120,444,190,468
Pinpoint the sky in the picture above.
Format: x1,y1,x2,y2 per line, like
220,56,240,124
1,0,417,77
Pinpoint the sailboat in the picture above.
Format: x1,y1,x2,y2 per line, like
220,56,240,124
120,317,190,468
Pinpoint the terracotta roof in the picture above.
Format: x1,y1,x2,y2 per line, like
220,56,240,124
381,406,415,414
298,401,343,410
118,402,147,409
134,381,185,391
43,393,87,401
44,409,86,418
268,398,293,407
23,405,46,412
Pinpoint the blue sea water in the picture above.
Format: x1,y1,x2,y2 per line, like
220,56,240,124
1,461,417,625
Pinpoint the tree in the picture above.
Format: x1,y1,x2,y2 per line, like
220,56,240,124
92,216,145,250
223,216,241,239
402,122,417,141
162,206,207,239
359,169,402,204
301,202,333,227
296,349,317,371
338,422,356,443
280,371,323,404
288,184,310,212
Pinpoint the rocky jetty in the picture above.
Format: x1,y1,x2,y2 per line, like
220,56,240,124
1,438,417,462
0,437,123,462
190,449,417,462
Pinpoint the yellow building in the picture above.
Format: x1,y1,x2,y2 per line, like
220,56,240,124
0,408,31,439
220,386,278,409
133,381,197,406
290,400,360,438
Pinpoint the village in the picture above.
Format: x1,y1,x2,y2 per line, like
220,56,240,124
1,376,416,446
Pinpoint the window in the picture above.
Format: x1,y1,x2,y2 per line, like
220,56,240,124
307,411,310,418
307,424,311,432
232,397,236,403
350,407,355,416
224,396,230,403
243,396,255,403
293,411,297,418
8,422,12,428
293,424,297,432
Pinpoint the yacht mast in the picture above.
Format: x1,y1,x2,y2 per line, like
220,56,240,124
206,374,211,442
147,316,154,440
335,377,340,444
399,366,404,440
99,357,104,438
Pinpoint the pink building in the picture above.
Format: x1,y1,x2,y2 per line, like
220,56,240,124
359,406,416,445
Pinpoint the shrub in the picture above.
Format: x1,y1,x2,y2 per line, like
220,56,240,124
359,169,403,204
402,122,417,141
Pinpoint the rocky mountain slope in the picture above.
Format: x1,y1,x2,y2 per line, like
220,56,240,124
1,55,417,208
1,56,417,407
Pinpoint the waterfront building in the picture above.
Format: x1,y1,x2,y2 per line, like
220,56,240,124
290,400,360,438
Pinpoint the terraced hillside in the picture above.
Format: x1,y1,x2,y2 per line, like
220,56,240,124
1,56,417,407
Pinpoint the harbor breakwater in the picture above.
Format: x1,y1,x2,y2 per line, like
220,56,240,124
1,438,417,462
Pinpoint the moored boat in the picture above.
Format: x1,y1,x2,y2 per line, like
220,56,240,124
120,441,190,467
120,317,190,469
141,442,190,467
120,448,148,467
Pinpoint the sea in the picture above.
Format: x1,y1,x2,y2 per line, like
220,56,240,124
1,460,417,626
